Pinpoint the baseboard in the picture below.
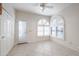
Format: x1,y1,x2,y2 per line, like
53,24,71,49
17,42,28,45
6,44,16,56
52,39,79,53
25,39,50,44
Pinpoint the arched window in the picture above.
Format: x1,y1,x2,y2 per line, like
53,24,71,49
37,19,50,36
51,16,64,39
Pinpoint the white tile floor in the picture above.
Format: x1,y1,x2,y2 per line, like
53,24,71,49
8,40,79,56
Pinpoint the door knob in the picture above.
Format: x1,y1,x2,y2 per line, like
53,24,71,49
1,36,5,39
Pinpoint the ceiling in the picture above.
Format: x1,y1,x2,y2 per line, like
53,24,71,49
11,3,71,16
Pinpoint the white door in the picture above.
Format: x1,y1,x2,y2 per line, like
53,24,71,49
0,9,12,56
18,21,27,43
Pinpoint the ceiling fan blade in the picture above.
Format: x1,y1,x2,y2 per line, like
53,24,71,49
40,3,53,8
40,3,45,7
45,5,53,8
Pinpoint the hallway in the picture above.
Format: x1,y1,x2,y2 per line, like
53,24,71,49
8,40,79,56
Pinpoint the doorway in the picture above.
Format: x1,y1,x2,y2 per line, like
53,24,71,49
18,21,27,43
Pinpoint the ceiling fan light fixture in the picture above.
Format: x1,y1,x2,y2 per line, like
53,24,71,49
40,6,45,12
40,3,53,12
40,6,43,10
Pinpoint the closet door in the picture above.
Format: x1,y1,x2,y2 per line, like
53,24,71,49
0,9,12,56
1,9,8,55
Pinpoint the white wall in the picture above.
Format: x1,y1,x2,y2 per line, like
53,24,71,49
0,15,1,55
0,3,15,55
10,3,79,52
51,4,79,51
15,10,50,44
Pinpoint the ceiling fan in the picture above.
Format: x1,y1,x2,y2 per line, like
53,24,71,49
40,3,53,11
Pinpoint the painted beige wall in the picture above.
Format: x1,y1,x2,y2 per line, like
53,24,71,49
51,4,79,51
15,10,50,44
0,4,15,55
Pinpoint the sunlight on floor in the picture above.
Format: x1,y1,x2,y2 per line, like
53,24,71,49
35,42,52,55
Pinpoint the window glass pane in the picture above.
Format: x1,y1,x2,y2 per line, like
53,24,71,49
43,20,49,25
57,18,64,39
57,31,64,39
37,26,43,36
52,26,56,30
52,19,57,26
42,19,46,24
44,26,50,31
38,20,43,25
44,30,50,36
57,18,64,26
57,26,64,31
38,26,43,32
45,22,49,25
38,19,49,25
44,26,50,36
37,31,43,36
52,31,56,37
